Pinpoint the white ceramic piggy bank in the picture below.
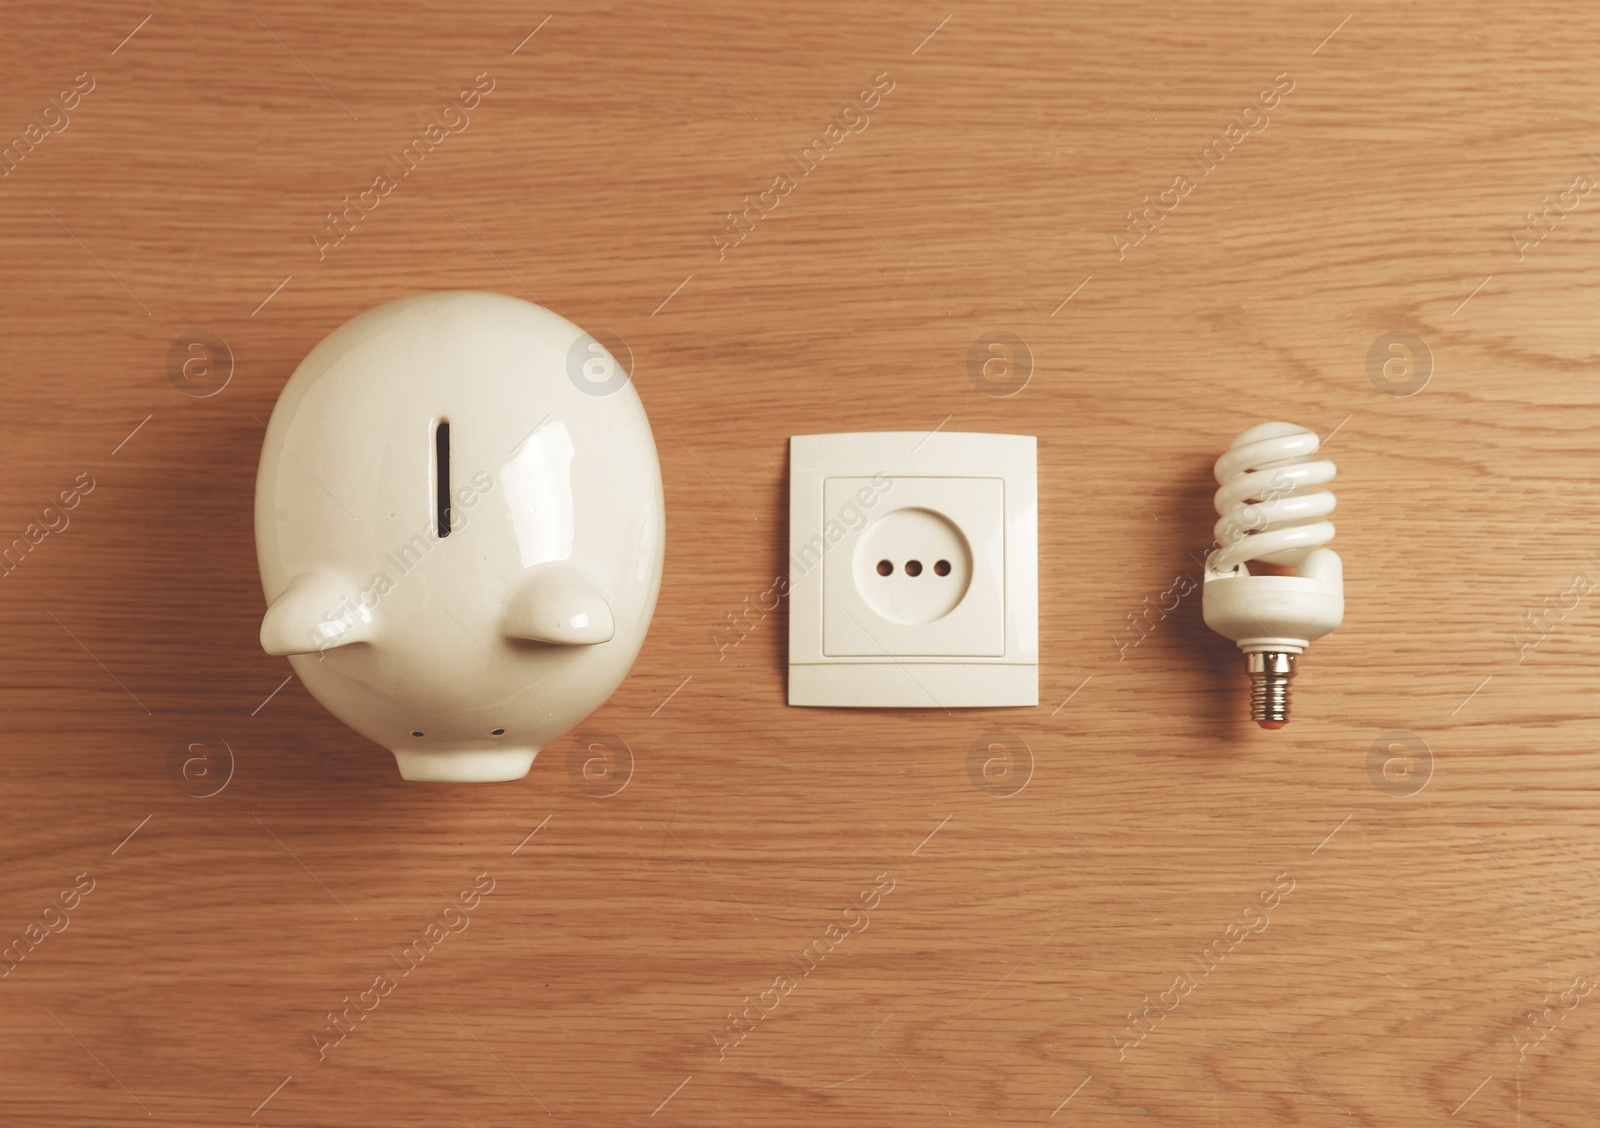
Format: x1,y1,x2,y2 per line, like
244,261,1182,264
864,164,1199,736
255,291,664,782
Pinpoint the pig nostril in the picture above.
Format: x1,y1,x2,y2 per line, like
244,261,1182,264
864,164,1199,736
876,560,892,576
905,560,922,576
934,559,951,576
411,731,424,737
491,728,505,736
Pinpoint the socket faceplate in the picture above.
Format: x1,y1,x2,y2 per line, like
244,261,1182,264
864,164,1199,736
788,432,1037,708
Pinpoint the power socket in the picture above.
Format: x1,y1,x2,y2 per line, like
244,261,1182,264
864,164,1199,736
789,432,1037,708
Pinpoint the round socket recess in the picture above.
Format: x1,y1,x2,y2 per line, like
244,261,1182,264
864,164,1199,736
853,507,973,624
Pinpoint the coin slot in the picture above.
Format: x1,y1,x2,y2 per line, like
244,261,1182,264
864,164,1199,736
435,420,451,537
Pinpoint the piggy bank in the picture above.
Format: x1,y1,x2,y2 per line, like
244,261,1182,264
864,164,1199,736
255,291,664,782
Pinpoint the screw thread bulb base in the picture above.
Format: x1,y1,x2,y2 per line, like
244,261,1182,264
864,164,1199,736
1247,651,1296,728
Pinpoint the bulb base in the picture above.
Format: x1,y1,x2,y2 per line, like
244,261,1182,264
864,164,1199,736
1247,651,1296,728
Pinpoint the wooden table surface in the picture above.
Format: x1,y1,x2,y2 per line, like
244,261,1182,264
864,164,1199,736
3,2,1598,1124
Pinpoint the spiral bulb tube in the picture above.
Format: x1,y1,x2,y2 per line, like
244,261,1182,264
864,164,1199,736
1208,422,1336,574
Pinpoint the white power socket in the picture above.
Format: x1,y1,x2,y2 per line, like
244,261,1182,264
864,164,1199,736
789,432,1037,708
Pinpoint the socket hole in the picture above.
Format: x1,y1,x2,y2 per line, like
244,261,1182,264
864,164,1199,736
491,728,506,736
904,560,923,577
934,559,951,576
876,559,893,576
411,731,424,738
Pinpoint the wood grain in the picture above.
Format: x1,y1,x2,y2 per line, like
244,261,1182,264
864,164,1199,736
2,2,1598,1124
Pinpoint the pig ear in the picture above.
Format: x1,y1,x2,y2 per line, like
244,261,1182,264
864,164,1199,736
261,571,376,656
501,563,615,646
